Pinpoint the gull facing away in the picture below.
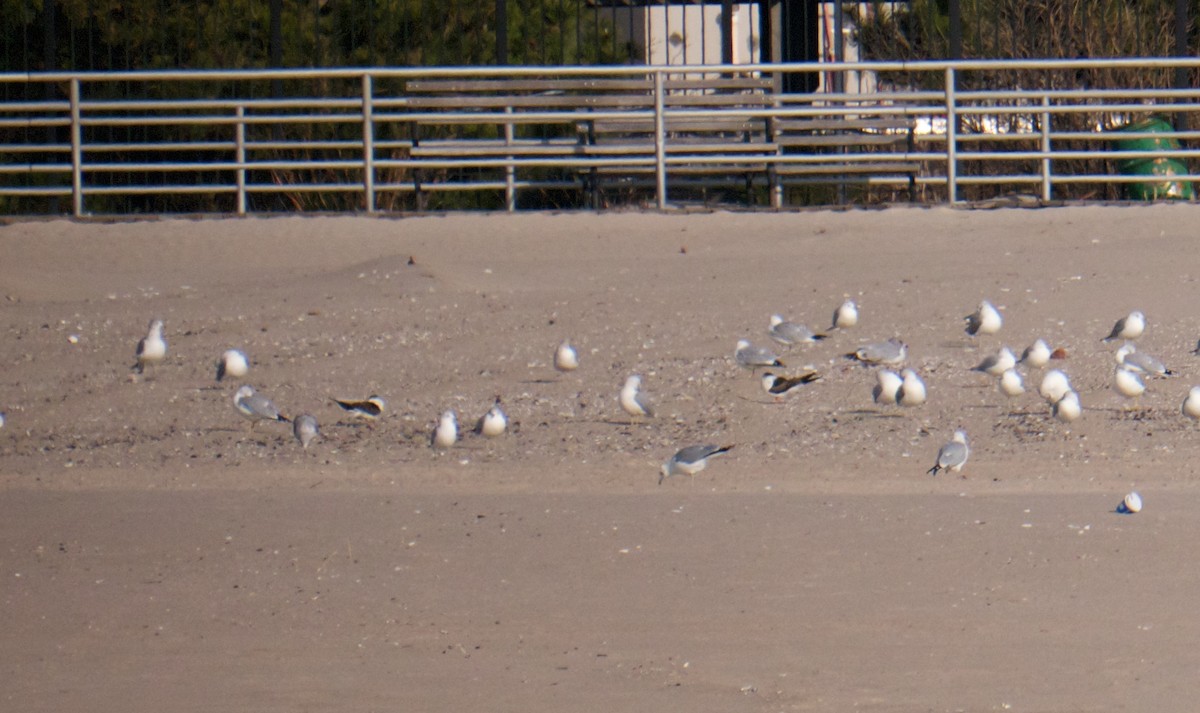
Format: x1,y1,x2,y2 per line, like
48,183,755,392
1040,369,1073,404
999,369,1026,397
735,339,784,370
848,338,907,366
1053,390,1082,423
873,369,903,405
331,395,386,420
972,346,1017,376
1114,366,1146,401
659,444,735,485
133,318,167,374
432,410,458,448
1020,339,1052,368
927,430,969,476
233,385,289,429
554,339,579,372
897,368,926,406
476,398,508,438
1103,310,1145,342
965,300,1003,336
1115,343,1172,376
1183,386,1200,420
216,348,249,382
832,300,859,329
619,375,655,420
293,413,320,449
768,315,826,347
761,371,820,401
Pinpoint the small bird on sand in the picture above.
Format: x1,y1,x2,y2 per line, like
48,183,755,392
832,300,859,329
965,300,1002,336
1040,369,1073,404
331,395,386,420
659,444,735,485
735,339,784,371
768,315,825,347
476,398,508,438
133,319,167,374
1019,339,1052,368
1115,342,1172,376
761,371,820,401
897,368,926,406
1053,390,1082,422
999,368,1025,397
619,375,655,420
1114,366,1146,402
873,369,903,405
848,338,907,366
927,430,969,476
234,385,289,429
293,413,320,449
216,348,249,382
1182,386,1200,420
1103,310,1145,342
972,346,1016,376
554,339,579,372
432,410,458,449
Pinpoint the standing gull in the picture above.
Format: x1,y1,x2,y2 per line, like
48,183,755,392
432,410,458,449
965,300,1003,336
233,385,289,429
554,339,579,372
476,398,508,438
293,413,320,449
216,348,249,382
1113,367,1146,402
1040,369,1073,404
133,318,167,374
832,300,859,329
972,346,1017,376
1053,390,1082,422
1103,310,1145,342
619,375,655,421
659,444,734,485
927,430,969,476
1115,343,1172,376
768,315,826,347
999,369,1026,397
897,368,927,406
761,371,820,401
1019,339,1052,368
735,339,784,371
848,338,907,366
1182,386,1200,420
873,369,903,405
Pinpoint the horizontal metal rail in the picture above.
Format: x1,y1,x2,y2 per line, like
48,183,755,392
1,58,1199,214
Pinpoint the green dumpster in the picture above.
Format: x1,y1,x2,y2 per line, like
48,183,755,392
1114,117,1194,201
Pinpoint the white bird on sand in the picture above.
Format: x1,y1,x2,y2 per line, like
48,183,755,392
1103,310,1145,342
476,398,507,438
1114,366,1146,401
619,375,655,420
927,430,969,476
768,315,825,347
331,395,386,420
1020,339,1052,368
432,410,458,448
133,318,167,374
873,369,903,405
1182,386,1200,420
1053,390,1082,422
659,444,734,485
735,339,784,370
849,338,907,366
965,300,1003,336
972,346,1017,376
554,339,579,372
832,299,859,329
897,368,926,406
1115,342,1172,376
234,385,289,428
293,413,320,449
1040,369,1073,404
216,348,249,382
999,368,1026,397
761,371,820,401
0,411,5,430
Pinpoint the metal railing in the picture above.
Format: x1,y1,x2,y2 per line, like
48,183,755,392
2,58,1200,215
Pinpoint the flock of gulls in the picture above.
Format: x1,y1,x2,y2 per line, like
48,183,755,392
105,293,1192,498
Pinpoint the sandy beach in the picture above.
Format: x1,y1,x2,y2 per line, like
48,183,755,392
4,205,1200,711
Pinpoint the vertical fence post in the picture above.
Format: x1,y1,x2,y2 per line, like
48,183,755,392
944,66,958,204
69,77,83,217
235,104,247,215
653,69,667,210
362,74,376,213
1040,94,1052,202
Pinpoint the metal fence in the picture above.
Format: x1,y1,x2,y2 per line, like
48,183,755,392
2,57,1200,215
